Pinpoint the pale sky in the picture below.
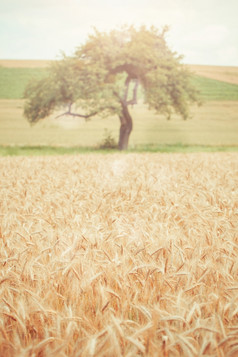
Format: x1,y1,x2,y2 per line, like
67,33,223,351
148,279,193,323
0,0,237,66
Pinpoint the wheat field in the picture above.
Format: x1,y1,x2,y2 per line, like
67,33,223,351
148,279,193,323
1,153,238,356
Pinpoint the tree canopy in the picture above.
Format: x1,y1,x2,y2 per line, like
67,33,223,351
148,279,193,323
24,25,200,150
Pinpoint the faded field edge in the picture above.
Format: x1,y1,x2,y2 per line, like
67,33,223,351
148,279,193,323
0,144,238,156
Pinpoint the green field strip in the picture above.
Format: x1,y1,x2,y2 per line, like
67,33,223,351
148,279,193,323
191,75,238,101
0,144,237,156
0,66,238,101
0,67,47,99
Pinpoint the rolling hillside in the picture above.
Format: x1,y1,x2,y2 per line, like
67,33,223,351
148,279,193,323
188,64,238,85
0,60,238,101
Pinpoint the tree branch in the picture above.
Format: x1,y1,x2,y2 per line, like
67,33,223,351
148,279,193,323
127,79,139,105
55,102,119,121
123,76,131,103
55,107,99,121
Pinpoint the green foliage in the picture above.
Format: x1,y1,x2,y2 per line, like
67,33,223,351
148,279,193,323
24,26,200,124
77,26,199,119
22,26,202,149
24,76,58,123
0,67,46,99
23,56,119,124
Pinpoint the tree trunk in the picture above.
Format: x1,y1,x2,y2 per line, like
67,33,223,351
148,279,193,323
118,103,133,150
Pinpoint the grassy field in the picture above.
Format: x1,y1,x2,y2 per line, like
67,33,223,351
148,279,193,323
1,153,238,356
0,60,237,151
191,76,238,101
0,99,238,150
0,67,47,99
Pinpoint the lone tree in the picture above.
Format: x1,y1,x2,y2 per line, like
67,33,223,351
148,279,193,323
24,25,200,150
